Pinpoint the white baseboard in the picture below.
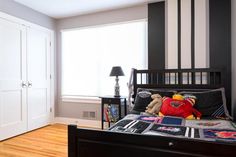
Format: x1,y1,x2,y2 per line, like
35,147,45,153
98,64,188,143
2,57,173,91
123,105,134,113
54,117,101,129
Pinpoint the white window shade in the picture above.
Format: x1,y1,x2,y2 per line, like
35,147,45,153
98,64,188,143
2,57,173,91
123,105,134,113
62,20,147,97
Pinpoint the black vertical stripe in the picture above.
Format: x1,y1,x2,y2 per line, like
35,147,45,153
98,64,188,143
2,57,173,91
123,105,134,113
191,0,195,69
177,0,182,84
191,0,195,84
209,0,231,115
148,2,165,70
178,0,181,70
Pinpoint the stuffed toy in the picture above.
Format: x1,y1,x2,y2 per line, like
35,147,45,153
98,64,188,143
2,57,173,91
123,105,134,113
172,93,184,100
145,94,162,116
159,94,201,119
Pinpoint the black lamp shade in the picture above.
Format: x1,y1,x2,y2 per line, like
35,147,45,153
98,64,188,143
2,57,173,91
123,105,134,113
110,66,124,76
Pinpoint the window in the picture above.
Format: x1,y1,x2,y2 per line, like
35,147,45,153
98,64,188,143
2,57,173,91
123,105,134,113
62,20,147,97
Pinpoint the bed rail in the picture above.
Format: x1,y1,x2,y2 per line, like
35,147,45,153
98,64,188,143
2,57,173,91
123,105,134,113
133,68,223,100
68,125,236,157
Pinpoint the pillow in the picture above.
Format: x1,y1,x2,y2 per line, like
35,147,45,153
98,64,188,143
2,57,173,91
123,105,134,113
179,88,231,119
159,97,201,119
132,88,176,113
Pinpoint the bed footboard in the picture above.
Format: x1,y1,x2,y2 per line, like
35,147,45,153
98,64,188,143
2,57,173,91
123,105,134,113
68,125,235,157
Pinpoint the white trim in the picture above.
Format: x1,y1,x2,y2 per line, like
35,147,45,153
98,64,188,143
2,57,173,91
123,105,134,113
50,30,55,124
54,117,101,129
60,18,147,32
61,96,101,104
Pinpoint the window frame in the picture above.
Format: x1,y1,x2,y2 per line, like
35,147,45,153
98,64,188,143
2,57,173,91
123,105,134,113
60,19,148,101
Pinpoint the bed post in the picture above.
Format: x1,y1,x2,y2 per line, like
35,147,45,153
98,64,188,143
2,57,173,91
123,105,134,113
133,69,137,100
68,125,77,157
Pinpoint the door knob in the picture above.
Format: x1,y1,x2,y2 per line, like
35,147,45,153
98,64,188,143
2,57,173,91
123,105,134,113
21,82,27,88
28,81,32,87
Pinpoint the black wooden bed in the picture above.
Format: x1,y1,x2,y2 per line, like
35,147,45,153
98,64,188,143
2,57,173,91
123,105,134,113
68,68,235,157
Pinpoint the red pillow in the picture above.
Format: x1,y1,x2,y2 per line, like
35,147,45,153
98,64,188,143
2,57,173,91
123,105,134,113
159,97,201,119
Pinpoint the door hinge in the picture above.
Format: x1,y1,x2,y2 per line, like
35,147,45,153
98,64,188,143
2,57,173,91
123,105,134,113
50,42,51,47
50,107,52,113
50,74,52,79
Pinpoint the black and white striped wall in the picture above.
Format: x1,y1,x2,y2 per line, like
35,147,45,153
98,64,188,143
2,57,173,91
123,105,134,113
148,0,231,114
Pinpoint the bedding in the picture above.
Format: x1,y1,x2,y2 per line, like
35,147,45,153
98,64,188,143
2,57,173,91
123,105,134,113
123,85,234,142
179,88,231,119
132,88,176,112
109,114,236,142
132,87,231,120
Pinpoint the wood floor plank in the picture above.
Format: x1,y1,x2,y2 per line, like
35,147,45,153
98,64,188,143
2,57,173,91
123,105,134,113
0,124,67,157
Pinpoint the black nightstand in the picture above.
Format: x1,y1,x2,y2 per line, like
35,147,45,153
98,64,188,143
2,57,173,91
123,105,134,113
100,96,127,129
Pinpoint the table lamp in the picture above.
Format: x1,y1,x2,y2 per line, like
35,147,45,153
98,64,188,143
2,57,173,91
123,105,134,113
110,66,124,97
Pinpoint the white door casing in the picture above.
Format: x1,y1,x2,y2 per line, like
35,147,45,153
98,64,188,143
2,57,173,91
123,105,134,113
0,18,27,140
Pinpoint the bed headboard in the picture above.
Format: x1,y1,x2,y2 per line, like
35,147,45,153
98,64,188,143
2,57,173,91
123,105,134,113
132,68,230,112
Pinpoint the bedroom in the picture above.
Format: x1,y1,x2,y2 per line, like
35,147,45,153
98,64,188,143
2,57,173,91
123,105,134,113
0,0,236,156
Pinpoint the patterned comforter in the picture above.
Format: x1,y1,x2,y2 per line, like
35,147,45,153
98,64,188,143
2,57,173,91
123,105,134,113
109,114,236,142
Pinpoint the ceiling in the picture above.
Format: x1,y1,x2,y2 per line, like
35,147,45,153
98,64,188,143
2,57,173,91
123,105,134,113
14,0,162,19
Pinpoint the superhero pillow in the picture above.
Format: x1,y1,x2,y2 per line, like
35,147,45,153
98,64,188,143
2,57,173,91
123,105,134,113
159,97,201,119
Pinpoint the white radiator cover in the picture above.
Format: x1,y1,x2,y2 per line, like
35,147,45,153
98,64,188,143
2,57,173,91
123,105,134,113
59,99,101,121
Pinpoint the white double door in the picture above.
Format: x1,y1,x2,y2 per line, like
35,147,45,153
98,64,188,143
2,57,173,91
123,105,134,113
0,18,51,140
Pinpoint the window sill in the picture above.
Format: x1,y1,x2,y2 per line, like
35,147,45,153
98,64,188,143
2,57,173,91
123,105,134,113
61,96,101,104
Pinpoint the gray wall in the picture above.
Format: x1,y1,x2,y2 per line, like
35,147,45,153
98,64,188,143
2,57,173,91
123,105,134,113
56,5,148,118
56,5,147,29
0,0,55,29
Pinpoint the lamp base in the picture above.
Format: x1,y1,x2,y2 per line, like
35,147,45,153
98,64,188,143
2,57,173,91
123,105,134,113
114,76,120,97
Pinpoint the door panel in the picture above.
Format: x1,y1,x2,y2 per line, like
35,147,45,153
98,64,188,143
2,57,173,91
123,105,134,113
27,28,51,131
28,89,47,118
0,18,27,141
1,91,22,126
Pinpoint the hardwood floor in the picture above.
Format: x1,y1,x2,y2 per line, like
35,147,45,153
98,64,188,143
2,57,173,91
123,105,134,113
0,124,67,157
